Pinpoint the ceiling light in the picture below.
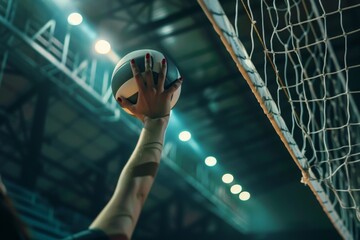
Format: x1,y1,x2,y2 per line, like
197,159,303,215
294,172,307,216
67,12,83,26
179,131,191,142
222,173,234,184
205,156,217,167
239,191,250,201
94,40,111,54
230,184,242,194
160,26,173,35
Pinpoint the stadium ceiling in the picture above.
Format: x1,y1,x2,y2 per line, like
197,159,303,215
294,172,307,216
0,0,352,239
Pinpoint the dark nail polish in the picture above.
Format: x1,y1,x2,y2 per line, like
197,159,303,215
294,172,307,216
162,58,166,65
131,59,135,64
146,53,150,59
117,97,122,103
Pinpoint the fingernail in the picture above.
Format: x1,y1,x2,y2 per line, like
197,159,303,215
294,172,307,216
131,59,135,64
179,76,183,81
146,53,150,59
117,97,122,103
162,58,166,65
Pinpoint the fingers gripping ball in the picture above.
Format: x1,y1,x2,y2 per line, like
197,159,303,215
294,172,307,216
111,49,181,115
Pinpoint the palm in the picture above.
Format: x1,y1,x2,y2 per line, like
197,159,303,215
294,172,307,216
118,55,182,123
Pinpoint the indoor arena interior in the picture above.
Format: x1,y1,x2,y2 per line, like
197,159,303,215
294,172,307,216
0,0,359,239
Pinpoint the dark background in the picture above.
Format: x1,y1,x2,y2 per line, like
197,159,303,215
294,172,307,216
1,0,359,239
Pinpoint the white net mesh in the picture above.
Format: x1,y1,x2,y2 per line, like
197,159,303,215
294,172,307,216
199,0,360,238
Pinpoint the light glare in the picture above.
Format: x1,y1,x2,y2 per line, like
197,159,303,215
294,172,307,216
94,40,111,54
160,26,173,35
239,191,250,201
205,156,217,167
222,173,234,184
67,12,83,26
179,131,191,142
230,184,242,194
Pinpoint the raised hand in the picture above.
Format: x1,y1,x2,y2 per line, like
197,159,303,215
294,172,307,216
117,53,183,123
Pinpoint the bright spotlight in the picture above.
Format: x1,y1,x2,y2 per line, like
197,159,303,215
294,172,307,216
205,156,217,167
94,40,111,54
67,12,83,26
222,173,234,184
230,184,242,194
239,191,250,201
179,131,191,142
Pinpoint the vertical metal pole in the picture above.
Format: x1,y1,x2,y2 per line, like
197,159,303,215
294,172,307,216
8,0,17,23
102,70,109,96
0,51,8,88
89,59,97,87
21,82,50,188
5,0,13,20
62,30,71,65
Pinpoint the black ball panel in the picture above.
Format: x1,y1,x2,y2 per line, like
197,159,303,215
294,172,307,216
163,54,179,89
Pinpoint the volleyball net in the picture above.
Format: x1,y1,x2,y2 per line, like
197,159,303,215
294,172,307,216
198,0,360,239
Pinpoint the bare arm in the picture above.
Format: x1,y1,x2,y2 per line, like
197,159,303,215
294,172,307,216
89,53,182,239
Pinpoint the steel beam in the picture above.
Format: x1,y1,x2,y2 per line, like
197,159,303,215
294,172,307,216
0,2,140,132
0,0,250,234
126,5,201,38
162,142,249,233
0,50,8,87
20,83,50,188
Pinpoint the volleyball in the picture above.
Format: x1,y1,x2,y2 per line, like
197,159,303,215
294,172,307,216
111,49,181,115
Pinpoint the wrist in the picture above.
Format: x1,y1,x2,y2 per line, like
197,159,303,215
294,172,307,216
143,115,169,129
143,115,169,141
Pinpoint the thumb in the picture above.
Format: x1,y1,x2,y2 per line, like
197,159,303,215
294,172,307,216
117,97,135,112
165,77,183,96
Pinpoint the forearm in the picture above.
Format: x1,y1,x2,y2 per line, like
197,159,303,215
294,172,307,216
90,116,169,238
123,116,169,172
113,116,169,202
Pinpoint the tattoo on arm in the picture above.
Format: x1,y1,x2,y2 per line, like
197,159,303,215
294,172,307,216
130,162,159,178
